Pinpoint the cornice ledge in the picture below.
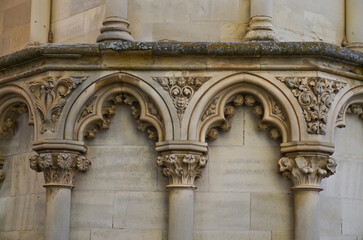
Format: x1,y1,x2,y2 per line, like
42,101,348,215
0,42,362,71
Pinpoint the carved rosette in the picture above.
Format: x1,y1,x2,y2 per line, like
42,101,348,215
278,154,336,189
153,76,211,123
29,152,91,187
156,153,208,186
27,75,87,133
203,94,284,141
278,77,346,135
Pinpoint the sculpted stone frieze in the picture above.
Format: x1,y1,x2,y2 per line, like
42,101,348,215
29,152,91,186
278,154,336,188
27,76,87,133
156,153,208,185
0,156,5,182
278,77,346,135
0,103,28,137
81,93,161,141
203,94,284,141
153,76,211,123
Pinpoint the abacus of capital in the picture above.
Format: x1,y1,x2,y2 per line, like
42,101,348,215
0,1,362,239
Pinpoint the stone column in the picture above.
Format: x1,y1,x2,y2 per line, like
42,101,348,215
243,0,278,41
345,0,363,52
97,0,134,42
30,152,91,240
278,153,336,240
30,0,51,44
156,141,208,240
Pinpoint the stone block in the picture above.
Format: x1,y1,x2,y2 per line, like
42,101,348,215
52,12,84,43
208,146,290,193
342,198,363,235
0,0,28,11
271,231,293,240
91,229,162,240
2,0,30,33
11,153,36,196
0,155,12,197
70,229,91,240
129,22,153,42
52,0,72,23
128,0,163,23
0,231,19,240
189,0,240,22
70,191,114,228
19,230,44,240
73,146,158,191
194,192,250,230
251,193,293,231
0,196,26,231
70,0,105,16
0,33,10,57
194,230,271,240
320,196,342,235
152,23,221,42
220,23,247,42
10,24,30,52
113,191,168,229
335,114,363,156
320,236,357,240
83,5,105,33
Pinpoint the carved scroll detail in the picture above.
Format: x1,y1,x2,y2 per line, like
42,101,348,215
27,76,87,133
278,77,346,135
157,153,208,185
153,76,211,123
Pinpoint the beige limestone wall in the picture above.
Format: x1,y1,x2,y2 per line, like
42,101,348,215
0,114,45,240
0,0,31,56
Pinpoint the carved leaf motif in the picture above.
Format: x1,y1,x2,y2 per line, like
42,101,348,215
278,77,346,135
28,76,87,133
153,76,211,124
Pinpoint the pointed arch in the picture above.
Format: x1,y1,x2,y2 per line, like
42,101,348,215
0,84,37,139
64,73,173,142
187,73,302,143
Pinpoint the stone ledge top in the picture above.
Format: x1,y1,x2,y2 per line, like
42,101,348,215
0,41,362,70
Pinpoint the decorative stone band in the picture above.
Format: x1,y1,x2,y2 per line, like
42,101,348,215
0,155,5,182
29,152,91,188
157,153,208,187
278,154,336,190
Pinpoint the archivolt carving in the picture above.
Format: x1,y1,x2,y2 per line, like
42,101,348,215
153,76,211,124
75,83,163,142
201,92,287,142
278,77,346,135
27,75,87,133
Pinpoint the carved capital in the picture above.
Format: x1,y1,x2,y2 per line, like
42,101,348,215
156,153,208,187
29,152,91,188
278,154,336,190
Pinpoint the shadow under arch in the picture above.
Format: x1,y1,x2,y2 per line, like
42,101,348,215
64,72,174,142
332,85,363,140
187,72,301,143
0,84,37,139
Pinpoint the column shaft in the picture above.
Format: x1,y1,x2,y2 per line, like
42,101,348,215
293,189,320,240
30,0,51,44
346,0,363,51
168,187,195,240
45,187,72,240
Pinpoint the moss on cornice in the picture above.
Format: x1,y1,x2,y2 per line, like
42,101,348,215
0,42,362,70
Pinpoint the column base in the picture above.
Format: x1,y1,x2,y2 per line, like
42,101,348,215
346,42,363,52
97,17,134,42
243,16,278,42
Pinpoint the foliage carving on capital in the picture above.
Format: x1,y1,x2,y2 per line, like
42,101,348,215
278,154,336,188
27,75,87,133
153,76,211,123
278,77,346,135
156,153,208,185
29,152,91,186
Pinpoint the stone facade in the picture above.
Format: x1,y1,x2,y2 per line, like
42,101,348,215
0,1,363,240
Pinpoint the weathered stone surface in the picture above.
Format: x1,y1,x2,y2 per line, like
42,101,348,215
0,231,19,240
320,196,342,236
251,193,293,231
113,191,168,229
194,192,250,230
194,230,271,240
70,191,114,228
342,198,363,235
91,229,162,240
70,229,91,240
